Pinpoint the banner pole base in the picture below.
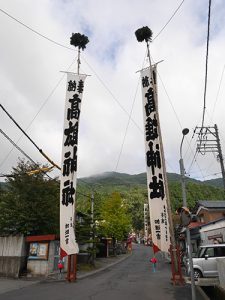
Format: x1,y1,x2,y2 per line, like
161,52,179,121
169,245,185,285
66,254,77,282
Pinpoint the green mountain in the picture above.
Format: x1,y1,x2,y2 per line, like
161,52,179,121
77,172,225,211
204,178,223,188
79,172,209,187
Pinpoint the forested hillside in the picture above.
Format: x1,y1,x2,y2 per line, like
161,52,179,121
77,172,225,212
1,169,225,234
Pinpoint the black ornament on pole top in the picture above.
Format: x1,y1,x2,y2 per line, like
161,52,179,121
70,33,89,50
135,26,153,43
70,32,89,74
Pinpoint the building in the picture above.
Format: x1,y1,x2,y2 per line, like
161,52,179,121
194,200,225,223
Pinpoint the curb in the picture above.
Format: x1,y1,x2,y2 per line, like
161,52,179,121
78,253,131,280
43,254,131,283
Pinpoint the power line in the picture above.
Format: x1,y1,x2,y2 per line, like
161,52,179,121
0,104,60,170
210,63,225,122
195,171,222,180
0,8,75,51
0,128,37,165
114,78,140,172
83,57,143,133
0,59,75,170
0,128,52,179
153,0,185,41
200,0,211,130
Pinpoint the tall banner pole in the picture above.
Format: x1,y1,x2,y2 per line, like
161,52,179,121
135,26,182,283
60,32,89,282
146,40,177,255
60,71,87,281
140,64,171,254
146,56,179,277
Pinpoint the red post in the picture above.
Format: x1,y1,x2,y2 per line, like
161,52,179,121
169,245,184,285
67,254,77,282
67,255,71,282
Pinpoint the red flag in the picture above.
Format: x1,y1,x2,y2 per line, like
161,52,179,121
153,243,160,254
60,247,67,259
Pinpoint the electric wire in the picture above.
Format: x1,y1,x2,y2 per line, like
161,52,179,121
83,57,143,133
210,63,225,122
0,104,60,170
155,65,204,176
0,3,205,180
195,171,221,180
0,128,52,179
153,0,185,41
0,59,76,170
0,1,185,51
0,8,75,51
0,3,187,172
114,76,141,172
200,0,211,131
0,128,37,165
0,5,182,175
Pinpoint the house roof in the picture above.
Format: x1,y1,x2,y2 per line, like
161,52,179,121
193,200,225,213
198,217,225,229
188,222,203,229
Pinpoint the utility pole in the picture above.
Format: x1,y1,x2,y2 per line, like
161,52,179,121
215,125,225,190
195,124,225,190
180,128,196,300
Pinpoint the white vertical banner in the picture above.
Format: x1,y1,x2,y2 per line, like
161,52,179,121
60,73,86,255
141,66,171,253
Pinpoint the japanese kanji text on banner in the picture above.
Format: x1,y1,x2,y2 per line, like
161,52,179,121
60,73,86,255
141,66,171,253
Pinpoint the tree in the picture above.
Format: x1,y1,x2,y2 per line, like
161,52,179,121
98,192,132,241
122,187,147,232
0,159,59,235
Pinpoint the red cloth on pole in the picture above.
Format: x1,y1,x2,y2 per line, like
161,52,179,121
60,247,67,259
153,243,160,254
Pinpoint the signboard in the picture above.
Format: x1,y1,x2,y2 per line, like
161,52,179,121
141,66,171,253
60,72,86,255
28,242,49,260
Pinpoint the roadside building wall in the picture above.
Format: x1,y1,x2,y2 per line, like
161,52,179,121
198,209,225,223
0,235,26,278
200,219,225,245
27,240,56,276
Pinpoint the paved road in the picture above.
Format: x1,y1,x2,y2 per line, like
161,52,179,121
0,244,205,300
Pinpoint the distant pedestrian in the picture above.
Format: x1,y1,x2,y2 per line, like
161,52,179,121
150,257,157,273
58,259,64,279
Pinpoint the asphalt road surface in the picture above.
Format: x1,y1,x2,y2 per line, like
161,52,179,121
0,244,202,300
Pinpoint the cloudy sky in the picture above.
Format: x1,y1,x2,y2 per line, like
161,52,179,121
0,0,225,182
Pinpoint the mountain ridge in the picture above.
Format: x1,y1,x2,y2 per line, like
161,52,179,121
78,171,223,188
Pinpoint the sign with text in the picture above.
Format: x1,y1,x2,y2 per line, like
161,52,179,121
60,73,86,255
141,66,170,253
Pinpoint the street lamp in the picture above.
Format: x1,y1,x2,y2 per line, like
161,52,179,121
179,128,196,300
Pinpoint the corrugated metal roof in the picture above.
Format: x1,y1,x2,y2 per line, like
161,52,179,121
198,200,225,208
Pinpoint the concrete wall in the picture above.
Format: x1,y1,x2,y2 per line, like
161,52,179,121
0,235,26,278
27,259,48,276
26,241,66,276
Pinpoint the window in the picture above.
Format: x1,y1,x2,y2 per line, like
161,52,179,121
205,247,214,257
215,247,225,257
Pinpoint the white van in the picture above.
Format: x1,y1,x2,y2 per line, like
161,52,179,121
188,244,225,280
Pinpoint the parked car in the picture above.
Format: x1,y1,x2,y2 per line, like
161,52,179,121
187,244,225,280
